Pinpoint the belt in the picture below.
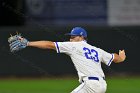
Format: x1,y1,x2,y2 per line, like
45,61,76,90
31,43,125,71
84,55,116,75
82,77,105,82
88,77,99,80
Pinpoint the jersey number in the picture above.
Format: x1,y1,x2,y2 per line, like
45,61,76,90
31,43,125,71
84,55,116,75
83,47,99,62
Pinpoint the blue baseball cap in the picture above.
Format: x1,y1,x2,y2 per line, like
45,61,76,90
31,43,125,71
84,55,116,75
65,27,87,37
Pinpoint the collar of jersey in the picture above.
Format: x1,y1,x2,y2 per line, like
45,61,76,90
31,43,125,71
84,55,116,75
81,40,87,42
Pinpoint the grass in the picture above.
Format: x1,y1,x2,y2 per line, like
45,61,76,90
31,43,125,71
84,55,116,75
106,77,140,93
0,77,139,93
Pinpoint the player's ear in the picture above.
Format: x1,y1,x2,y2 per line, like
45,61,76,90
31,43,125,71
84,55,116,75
81,36,85,40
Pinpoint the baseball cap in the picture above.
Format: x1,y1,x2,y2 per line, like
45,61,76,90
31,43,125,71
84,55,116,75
65,27,87,37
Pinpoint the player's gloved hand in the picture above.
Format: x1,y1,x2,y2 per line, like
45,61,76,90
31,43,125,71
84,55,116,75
8,33,29,53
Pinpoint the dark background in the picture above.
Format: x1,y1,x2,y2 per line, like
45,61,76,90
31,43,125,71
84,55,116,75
0,0,139,77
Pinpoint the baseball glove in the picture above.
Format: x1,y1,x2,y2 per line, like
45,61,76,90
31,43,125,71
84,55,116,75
8,33,29,53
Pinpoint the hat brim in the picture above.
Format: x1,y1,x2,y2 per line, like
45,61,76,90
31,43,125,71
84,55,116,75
65,33,79,36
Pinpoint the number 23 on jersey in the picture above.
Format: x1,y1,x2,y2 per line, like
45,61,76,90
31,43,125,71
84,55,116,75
83,47,99,62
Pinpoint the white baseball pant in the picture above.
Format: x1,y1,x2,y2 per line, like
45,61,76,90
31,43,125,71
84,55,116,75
71,77,107,93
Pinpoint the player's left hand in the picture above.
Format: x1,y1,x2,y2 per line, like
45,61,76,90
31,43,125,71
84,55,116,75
8,33,29,53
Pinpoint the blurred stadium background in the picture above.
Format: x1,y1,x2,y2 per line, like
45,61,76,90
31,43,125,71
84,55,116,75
0,0,140,93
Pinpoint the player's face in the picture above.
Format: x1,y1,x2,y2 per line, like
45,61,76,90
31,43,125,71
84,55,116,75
70,36,84,42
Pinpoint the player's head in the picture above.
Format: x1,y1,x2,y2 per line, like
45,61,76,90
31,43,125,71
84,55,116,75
65,27,87,42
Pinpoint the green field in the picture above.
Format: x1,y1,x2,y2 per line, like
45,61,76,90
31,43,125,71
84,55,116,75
0,77,140,93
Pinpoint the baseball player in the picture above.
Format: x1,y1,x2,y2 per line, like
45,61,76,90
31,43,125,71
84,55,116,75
8,27,126,93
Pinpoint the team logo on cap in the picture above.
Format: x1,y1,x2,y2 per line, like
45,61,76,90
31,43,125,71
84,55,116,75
80,32,83,35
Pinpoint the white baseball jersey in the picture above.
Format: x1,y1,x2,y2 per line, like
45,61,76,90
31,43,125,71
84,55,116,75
54,41,114,82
